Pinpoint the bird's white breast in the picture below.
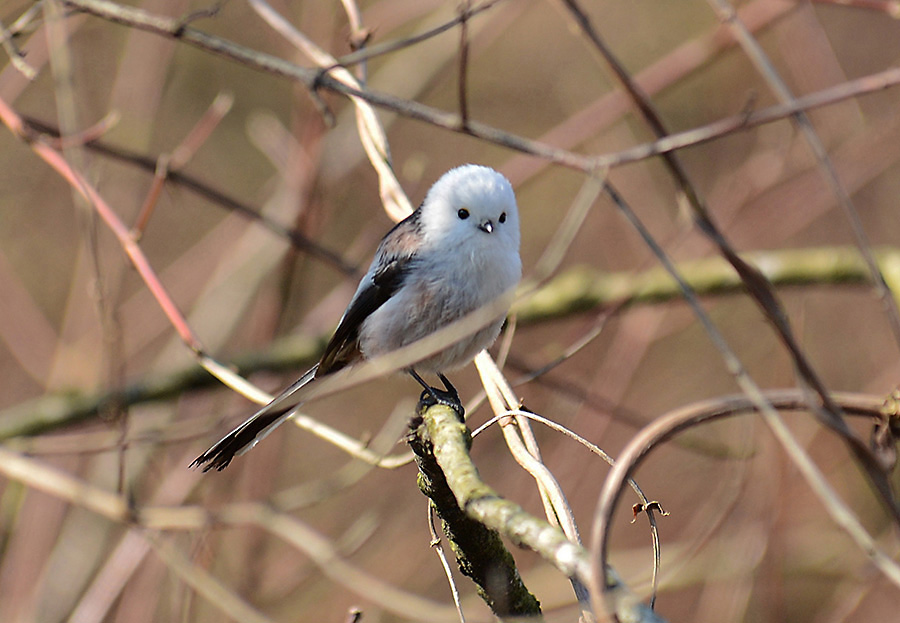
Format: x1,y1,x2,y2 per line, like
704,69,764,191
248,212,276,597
358,232,521,373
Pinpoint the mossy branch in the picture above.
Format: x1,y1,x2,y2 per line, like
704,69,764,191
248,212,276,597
518,245,900,324
2,246,894,439
408,402,665,622
409,404,542,619
0,334,325,440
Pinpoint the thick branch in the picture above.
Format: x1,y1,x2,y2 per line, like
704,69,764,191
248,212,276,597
409,404,542,619
410,402,665,623
2,246,895,439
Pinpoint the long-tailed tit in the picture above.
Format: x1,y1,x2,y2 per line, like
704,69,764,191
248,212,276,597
192,164,521,471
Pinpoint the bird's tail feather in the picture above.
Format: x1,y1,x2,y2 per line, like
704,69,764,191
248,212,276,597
192,365,318,471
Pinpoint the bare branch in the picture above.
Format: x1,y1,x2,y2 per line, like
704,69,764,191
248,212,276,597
19,114,358,274
58,0,900,180
591,390,900,604
706,0,900,359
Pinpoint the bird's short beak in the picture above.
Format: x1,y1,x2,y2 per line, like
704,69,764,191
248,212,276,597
478,220,494,234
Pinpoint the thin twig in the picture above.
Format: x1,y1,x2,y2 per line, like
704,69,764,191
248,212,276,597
42,111,120,150
457,0,471,128
339,0,369,85
588,65,900,169
472,406,668,607
132,91,234,239
59,0,900,181
19,115,357,274
706,0,900,355
428,503,467,623
331,0,503,70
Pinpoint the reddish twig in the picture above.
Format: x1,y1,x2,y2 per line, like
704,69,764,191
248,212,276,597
0,97,203,352
132,92,234,239
0,95,269,405
18,115,357,275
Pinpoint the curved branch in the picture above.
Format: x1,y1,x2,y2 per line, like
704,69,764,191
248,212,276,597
590,390,900,619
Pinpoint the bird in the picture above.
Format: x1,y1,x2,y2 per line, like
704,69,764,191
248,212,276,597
192,164,522,471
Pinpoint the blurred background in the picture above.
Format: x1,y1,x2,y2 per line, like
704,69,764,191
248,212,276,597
1,0,900,621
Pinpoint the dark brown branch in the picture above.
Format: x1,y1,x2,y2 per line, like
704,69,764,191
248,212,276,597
60,0,900,178
457,0,471,128
556,0,900,527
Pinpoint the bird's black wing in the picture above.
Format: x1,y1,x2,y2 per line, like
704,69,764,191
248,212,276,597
193,248,417,469
317,210,423,375
193,210,426,471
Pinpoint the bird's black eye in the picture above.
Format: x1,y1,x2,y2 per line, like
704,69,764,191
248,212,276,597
457,208,470,220
499,212,507,224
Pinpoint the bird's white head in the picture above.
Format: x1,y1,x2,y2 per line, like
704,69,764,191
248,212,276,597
418,164,520,254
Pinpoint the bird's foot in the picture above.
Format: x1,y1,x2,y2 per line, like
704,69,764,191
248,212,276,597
409,371,465,420
417,386,465,420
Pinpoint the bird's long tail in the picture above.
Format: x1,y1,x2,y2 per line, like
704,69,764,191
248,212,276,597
191,366,318,471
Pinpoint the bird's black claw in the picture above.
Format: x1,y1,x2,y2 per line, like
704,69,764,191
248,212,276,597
417,386,465,420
